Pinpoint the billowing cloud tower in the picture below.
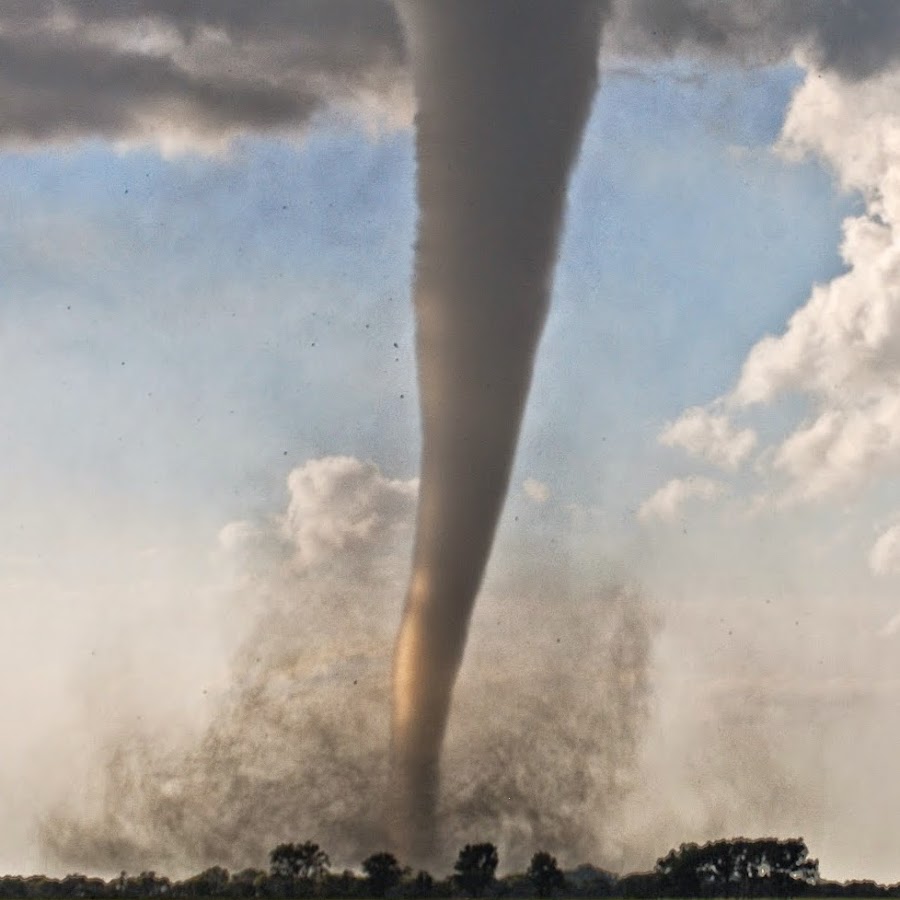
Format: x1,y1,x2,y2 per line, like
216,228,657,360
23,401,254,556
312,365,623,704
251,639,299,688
390,0,607,862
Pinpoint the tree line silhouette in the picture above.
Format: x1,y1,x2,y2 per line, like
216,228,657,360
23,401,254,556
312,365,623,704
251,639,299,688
3,837,898,899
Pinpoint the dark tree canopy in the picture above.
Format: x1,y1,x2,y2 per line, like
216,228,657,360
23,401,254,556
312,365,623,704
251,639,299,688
268,841,331,882
0,834,888,900
181,867,229,898
453,844,499,898
363,852,406,898
408,870,436,899
527,852,567,898
655,837,820,897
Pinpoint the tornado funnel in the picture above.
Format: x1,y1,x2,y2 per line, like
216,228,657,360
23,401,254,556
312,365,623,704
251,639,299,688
390,0,605,862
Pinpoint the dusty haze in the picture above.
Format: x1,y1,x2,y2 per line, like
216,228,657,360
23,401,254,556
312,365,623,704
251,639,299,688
41,459,653,875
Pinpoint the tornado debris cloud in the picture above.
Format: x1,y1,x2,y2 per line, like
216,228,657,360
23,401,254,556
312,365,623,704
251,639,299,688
391,1,607,861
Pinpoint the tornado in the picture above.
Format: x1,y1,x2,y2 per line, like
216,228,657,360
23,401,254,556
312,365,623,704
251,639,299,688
390,1,606,862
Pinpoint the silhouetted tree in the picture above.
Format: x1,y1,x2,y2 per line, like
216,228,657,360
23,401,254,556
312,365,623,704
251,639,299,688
405,871,434,899
268,842,330,881
321,870,363,899
58,875,89,899
363,853,405,898
454,844,499,898
134,873,170,898
496,873,532,897
565,864,617,898
25,877,61,899
656,838,819,897
0,876,28,899
0,831,857,900
617,871,662,899
181,867,229,898
527,853,566,898
227,869,266,898
842,881,890,898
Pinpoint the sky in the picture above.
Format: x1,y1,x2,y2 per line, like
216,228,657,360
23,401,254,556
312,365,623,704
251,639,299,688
2,0,900,885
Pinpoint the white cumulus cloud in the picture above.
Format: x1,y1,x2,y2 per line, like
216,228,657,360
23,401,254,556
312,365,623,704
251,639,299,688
660,406,757,471
668,64,900,509
773,398,900,502
732,67,900,502
280,455,418,571
870,522,900,576
218,455,418,579
638,476,725,523
523,478,551,504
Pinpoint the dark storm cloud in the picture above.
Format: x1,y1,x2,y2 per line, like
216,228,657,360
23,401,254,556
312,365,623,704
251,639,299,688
609,0,900,80
0,31,315,144
0,0,404,147
5,1,900,149
36,0,400,44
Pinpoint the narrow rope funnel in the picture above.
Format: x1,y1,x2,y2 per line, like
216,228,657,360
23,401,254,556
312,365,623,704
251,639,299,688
390,0,605,863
